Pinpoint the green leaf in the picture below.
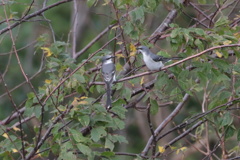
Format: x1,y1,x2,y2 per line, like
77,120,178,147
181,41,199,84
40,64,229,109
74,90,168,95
194,39,204,51
73,74,86,83
59,142,76,160
178,80,188,92
212,58,230,72
59,151,77,159
219,91,231,101
93,104,107,113
114,135,128,144
237,129,240,141
51,143,60,155
93,114,112,123
91,127,107,142
217,74,231,84
79,115,90,126
105,138,114,151
171,28,180,38
124,22,134,35
197,71,208,84
155,72,170,89
76,143,91,156
87,0,97,7
77,85,88,95
101,151,115,157
34,105,42,119
130,6,145,23
209,98,222,109
24,107,34,117
96,84,104,93
215,16,229,27
25,99,33,108
224,126,235,140
110,105,127,119
150,99,158,115
194,28,205,36
115,63,123,72
178,70,189,80
170,87,183,101
27,92,35,99
122,87,132,100
70,129,89,143
111,117,125,130
220,112,233,127
157,51,170,57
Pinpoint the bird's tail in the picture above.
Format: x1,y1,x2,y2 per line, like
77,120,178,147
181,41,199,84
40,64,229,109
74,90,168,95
163,57,182,62
106,82,112,110
171,57,182,60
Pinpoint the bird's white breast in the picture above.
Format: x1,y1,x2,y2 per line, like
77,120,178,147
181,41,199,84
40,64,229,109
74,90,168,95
142,52,164,70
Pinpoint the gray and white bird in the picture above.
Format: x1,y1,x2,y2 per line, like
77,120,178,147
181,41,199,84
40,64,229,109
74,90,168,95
137,46,181,71
101,55,116,110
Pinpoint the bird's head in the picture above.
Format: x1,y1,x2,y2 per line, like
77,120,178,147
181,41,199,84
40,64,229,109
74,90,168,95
137,46,150,55
102,55,114,63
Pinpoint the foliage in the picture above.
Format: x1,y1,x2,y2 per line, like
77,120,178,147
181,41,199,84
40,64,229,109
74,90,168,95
0,0,240,159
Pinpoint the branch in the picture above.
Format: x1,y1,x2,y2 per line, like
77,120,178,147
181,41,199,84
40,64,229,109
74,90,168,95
25,104,74,160
147,105,157,157
74,23,117,59
149,9,178,43
0,107,25,125
0,0,73,35
72,0,79,57
155,120,206,157
141,93,190,156
115,152,149,159
149,9,177,43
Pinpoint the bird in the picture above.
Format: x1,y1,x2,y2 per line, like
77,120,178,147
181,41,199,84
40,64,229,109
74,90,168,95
101,55,116,110
137,46,181,71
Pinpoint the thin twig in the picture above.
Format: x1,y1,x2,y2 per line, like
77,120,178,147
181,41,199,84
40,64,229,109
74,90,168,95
74,23,117,59
147,104,157,158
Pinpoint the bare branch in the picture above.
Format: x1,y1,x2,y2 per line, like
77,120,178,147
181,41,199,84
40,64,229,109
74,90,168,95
0,0,73,35
141,93,190,156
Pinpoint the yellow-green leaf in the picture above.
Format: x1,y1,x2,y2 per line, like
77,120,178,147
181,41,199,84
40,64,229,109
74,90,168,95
215,51,222,58
80,96,88,100
78,101,88,105
158,146,165,153
116,63,123,71
45,79,52,84
13,127,20,131
12,148,18,153
140,77,145,85
117,41,123,45
223,40,232,45
115,54,125,58
2,133,9,139
176,147,187,154
129,43,136,52
41,47,53,57
111,25,119,30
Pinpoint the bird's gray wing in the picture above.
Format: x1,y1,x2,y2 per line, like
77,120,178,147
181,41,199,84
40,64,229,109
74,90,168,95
151,53,181,62
102,63,116,82
151,53,170,62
